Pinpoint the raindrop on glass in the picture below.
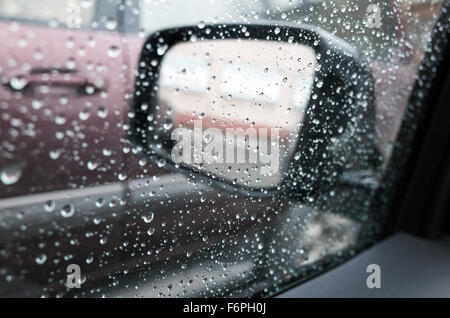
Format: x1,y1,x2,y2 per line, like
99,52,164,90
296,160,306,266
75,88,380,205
61,204,75,218
1,162,24,185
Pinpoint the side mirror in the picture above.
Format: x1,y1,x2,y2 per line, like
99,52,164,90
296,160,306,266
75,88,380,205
130,23,379,199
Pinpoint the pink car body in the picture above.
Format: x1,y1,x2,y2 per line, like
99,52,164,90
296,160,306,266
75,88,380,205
0,21,142,198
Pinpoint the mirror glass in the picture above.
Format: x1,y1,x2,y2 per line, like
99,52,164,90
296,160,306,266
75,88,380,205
152,39,317,189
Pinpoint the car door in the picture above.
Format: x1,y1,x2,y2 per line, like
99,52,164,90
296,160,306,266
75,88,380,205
0,0,129,296
0,0,127,198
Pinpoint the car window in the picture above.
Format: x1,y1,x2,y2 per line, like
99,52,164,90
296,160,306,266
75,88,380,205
0,0,445,297
0,0,120,31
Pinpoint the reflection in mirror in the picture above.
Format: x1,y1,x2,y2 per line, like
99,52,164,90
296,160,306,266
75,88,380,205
154,39,317,189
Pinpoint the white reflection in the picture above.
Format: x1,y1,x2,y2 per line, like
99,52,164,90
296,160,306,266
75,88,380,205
222,63,282,104
160,53,209,93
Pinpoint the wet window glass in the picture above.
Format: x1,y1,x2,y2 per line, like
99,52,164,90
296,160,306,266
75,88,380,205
0,0,120,31
0,0,445,297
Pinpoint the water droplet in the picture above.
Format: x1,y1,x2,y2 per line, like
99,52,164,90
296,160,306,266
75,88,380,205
10,75,28,91
87,161,98,171
157,159,166,168
147,228,155,236
35,254,47,265
49,149,63,160
157,44,168,56
107,45,120,58
1,161,25,185
105,18,117,30
138,159,147,167
198,21,205,29
85,85,95,95
97,106,108,118
61,204,75,218
33,49,43,61
31,100,43,110
44,200,55,212
88,37,96,47
55,114,66,125
66,57,76,70
163,120,173,130
96,198,105,208
103,148,112,156
79,109,90,121
142,212,154,223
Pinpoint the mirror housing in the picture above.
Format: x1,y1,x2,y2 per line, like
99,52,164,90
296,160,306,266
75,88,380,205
130,23,379,199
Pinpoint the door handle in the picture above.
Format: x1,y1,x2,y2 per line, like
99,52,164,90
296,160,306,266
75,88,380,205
3,68,107,94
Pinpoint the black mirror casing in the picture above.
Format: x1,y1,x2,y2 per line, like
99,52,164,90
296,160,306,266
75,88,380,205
130,23,379,200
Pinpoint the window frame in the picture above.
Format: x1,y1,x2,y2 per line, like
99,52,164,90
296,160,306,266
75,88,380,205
272,0,450,297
